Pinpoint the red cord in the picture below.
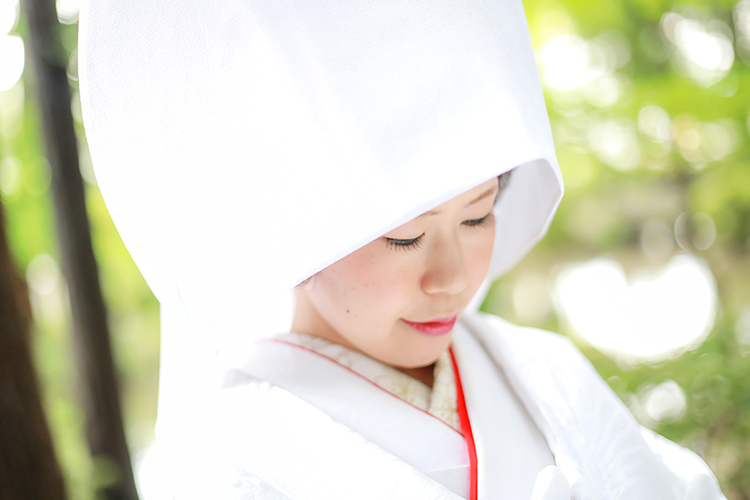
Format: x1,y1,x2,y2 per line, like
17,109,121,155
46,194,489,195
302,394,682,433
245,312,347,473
449,346,478,500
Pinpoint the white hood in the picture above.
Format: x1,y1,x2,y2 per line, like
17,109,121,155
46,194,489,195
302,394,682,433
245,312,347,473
78,0,563,444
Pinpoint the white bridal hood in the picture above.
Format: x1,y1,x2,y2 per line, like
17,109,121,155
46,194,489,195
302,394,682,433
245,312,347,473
79,0,563,446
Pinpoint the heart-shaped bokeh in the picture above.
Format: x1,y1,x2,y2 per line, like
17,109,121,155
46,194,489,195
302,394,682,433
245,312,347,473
554,254,718,364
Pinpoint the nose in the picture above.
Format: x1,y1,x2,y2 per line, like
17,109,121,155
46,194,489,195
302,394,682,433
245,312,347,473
420,234,469,296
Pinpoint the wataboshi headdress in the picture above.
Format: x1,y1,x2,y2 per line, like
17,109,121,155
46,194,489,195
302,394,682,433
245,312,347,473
79,0,563,447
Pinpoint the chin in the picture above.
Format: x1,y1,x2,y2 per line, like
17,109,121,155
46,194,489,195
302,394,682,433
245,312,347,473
389,336,452,368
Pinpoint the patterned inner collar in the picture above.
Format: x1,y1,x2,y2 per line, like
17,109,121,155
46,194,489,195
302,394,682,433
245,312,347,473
275,332,460,432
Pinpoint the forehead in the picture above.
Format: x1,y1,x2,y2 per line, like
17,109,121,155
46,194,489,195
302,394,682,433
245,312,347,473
417,177,499,219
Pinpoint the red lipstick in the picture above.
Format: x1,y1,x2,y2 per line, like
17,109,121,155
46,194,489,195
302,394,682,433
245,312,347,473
402,315,457,337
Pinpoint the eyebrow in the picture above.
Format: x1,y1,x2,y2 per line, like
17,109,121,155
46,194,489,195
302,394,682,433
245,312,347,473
417,186,499,218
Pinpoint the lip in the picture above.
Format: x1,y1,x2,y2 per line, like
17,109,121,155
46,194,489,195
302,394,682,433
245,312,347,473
401,315,458,337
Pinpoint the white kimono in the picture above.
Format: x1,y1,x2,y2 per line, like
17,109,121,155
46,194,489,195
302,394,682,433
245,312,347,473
167,312,725,500
79,1,724,498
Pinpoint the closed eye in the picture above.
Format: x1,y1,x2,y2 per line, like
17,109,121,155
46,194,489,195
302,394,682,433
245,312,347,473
385,213,493,251
463,212,494,228
385,234,424,251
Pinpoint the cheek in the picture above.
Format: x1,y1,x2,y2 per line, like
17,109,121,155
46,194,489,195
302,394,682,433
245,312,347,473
315,248,415,322
466,227,496,283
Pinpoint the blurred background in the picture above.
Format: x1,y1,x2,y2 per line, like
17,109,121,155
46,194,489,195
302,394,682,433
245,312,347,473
1,0,749,498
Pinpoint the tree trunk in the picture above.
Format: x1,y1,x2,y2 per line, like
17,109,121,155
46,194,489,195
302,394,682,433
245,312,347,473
0,199,68,500
20,1,140,499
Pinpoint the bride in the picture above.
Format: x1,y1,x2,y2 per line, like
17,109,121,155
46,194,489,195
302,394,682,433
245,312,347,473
79,0,725,498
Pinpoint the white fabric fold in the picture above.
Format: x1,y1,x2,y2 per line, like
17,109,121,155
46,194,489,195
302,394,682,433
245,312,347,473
228,338,469,496
531,466,572,500
160,312,726,500
461,312,727,500
170,379,464,500
452,322,556,499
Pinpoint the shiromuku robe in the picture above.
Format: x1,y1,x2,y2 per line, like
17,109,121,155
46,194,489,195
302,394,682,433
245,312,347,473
170,312,726,500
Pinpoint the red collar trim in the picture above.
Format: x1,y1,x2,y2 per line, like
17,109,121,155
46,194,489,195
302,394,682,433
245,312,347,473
450,346,478,500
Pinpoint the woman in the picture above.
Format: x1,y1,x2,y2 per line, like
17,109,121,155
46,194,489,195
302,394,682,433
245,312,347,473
79,0,725,498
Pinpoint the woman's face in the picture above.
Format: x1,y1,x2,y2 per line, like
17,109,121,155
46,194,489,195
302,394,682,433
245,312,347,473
292,178,498,368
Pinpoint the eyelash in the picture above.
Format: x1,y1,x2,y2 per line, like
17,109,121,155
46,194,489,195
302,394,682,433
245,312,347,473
463,213,494,228
385,213,494,251
386,234,425,252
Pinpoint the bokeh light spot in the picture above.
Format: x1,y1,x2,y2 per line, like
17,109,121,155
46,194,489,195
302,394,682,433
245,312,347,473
0,0,19,36
644,380,687,423
540,34,592,92
587,118,640,171
0,34,24,92
662,12,734,87
554,255,718,364
691,212,716,251
0,156,22,198
638,105,672,143
57,0,80,24
26,254,67,325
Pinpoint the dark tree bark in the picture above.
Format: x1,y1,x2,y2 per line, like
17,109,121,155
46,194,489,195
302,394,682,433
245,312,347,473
20,1,140,499
0,199,68,500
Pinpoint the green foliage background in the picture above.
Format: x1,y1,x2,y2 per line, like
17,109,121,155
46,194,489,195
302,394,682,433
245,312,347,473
2,0,749,498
